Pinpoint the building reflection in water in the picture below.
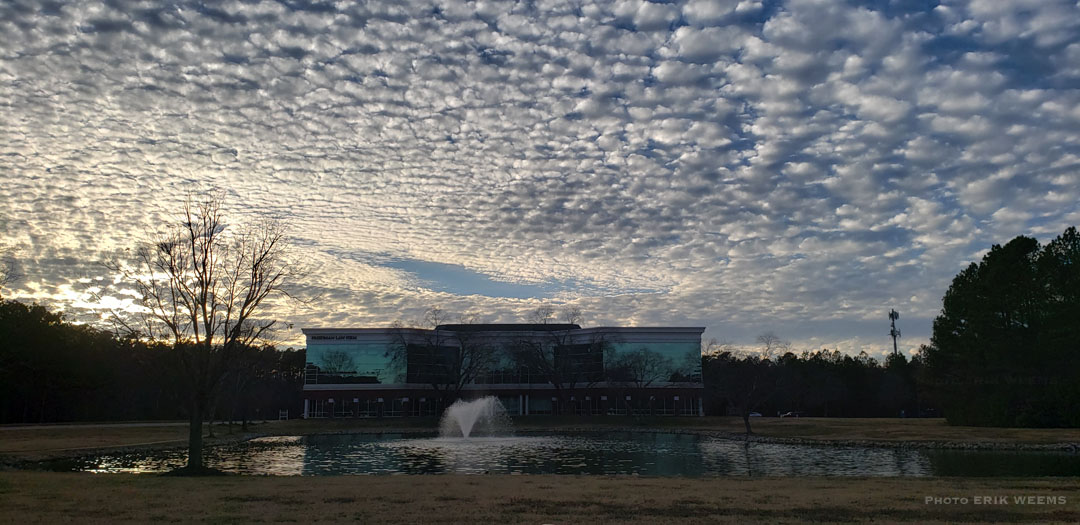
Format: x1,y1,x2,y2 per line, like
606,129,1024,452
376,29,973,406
46,432,1080,477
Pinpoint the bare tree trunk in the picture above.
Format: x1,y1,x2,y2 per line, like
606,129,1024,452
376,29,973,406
188,400,204,470
38,383,48,423
207,404,216,438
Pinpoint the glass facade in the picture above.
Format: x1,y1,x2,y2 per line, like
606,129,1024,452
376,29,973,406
303,327,704,387
305,343,396,384
607,342,703,382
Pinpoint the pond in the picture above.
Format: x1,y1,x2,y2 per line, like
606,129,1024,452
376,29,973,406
39,431,1080,477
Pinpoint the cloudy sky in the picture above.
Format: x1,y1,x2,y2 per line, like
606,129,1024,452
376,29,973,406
2,0,1079,355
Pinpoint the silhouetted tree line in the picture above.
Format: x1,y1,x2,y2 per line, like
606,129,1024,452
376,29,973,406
0,300,304,425
921,227,1080,427
706,227,1079,429
703,347,931,421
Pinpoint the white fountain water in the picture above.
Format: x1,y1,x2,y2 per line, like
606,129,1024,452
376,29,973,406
439,396,512,438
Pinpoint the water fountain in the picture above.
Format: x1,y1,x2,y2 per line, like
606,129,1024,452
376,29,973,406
438,396,512,438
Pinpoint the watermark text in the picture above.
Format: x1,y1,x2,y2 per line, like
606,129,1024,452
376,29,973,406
925,495,1068,505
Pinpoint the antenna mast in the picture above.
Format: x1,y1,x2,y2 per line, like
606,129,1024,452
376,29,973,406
888,309,901,356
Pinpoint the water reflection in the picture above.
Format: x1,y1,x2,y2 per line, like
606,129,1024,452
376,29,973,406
296,432,706,476
39,431,1080,477
699,439,933,477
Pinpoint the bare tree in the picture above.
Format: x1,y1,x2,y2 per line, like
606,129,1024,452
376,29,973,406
527,304,556,325
0,255,20,301
609,347,673,414
388,307,498,405
526,304,582,326
319,350,357,374
512,305,604,413
611,347,672,388
108,196,297,472
703,332,789,435
755,332,791,358
561,305,583,325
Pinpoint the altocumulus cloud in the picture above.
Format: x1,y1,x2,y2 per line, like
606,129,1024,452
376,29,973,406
1,0,1079,354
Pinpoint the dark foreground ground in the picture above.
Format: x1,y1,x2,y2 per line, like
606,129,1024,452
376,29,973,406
0,472,1077,524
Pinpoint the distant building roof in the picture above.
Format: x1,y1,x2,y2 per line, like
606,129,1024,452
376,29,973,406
434,323,581,332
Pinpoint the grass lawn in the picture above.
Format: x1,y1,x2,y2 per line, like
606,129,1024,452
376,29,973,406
0,472,1076,524
0,424,192,459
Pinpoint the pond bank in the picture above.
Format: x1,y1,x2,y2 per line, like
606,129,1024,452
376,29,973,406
250,426,1080,452
258,417,1080,452
3,417,1080,464
680,429,1080,452
0,431,259,467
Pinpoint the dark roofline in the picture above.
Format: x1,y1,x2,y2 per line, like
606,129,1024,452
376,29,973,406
434,323,581,332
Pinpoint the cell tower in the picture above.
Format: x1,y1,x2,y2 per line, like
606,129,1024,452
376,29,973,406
888,309,901,356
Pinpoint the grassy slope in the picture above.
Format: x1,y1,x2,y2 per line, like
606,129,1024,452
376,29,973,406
0,425,192,458
0,472,1077,524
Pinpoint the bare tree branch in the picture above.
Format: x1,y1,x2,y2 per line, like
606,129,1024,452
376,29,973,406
0,255,21,301
387,307,497,405
105,195,299,471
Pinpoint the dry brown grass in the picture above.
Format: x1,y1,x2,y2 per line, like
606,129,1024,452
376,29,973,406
0,424,192,458
0,472,1076,524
